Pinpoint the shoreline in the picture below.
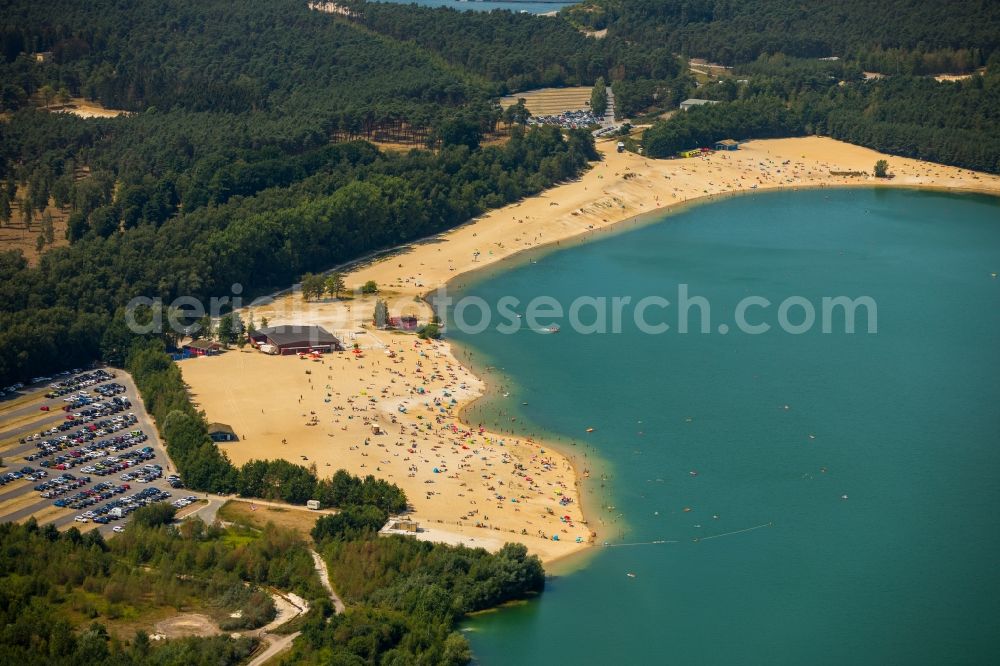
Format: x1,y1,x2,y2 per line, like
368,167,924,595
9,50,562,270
446,339,614,571
181,136,1000,565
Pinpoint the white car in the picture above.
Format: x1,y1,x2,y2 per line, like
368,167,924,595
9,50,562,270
74,516,88,523
112,526,125,534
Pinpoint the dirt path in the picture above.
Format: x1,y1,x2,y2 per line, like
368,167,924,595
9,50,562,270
244,550,342,666
247,631,299,666
256,591,310,635
310,549,345,614
244,590,310,666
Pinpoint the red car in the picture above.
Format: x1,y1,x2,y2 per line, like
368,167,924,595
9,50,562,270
40,405,50,411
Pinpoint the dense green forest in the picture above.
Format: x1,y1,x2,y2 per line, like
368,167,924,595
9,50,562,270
339,1,999,171
345,1,684,91
0,1,599,388
284,524,546,664
561,0,999,68
0,0,995,381
0,122,595,384
0,512,323,665
1,1,997,663
0,0,488,120
0,495,548,665
0,0,601,387
641,55,1000,172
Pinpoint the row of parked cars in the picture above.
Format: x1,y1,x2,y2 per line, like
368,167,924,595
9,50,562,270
46,440,152,475
24,414,140,455
42,369,115,398
2,368,101,398
60,481,131,510
0,466,48,486
79,445,155,477
39,474,95,499
1,382,25,396
59,396,132,420
529,109,604,129
94,382,126,397
59,387,126,412
26,404,135,440
32,429,146,472
172,496,199,510
121,463,163,484
75,487,176,525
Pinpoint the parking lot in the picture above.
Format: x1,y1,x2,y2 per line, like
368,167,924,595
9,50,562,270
0,368,183,537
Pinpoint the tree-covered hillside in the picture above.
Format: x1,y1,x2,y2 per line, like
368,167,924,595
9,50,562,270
1,0,487,116
0,0,599,385
345,1,683,92
641,55,1000,173
1,0,998,388
561,0,1000,68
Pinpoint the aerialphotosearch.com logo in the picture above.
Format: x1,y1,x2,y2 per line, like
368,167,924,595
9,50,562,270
430,284,878,336
123,283,877,338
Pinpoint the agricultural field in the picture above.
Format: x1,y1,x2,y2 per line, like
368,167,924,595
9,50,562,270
500,86,594,116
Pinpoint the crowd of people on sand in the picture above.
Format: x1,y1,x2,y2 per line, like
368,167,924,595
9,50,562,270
307,335,589,546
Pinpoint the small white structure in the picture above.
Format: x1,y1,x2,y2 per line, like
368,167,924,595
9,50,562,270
380,519,421,535
306,499,321,510
679,98,720,111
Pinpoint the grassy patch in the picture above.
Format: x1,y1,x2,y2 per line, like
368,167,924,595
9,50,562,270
218,500,322,538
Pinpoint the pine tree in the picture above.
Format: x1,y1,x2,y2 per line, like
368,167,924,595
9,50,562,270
591,77,608,117
325,272,346,299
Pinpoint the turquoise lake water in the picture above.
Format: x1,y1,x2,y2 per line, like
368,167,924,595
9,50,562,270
371,0,576,14
444,188,1000,665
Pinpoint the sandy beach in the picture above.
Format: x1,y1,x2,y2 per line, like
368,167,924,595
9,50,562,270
55,98,130,119
180,136,1000,563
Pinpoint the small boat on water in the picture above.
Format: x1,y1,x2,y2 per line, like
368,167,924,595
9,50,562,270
626,572,636,578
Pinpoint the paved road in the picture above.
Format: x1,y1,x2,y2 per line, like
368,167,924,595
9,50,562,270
0,410,67,446
0,481,32,503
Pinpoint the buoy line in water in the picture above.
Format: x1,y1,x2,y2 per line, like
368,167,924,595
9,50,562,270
602,539,681,548
602,522,773,548
693,521,773,542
